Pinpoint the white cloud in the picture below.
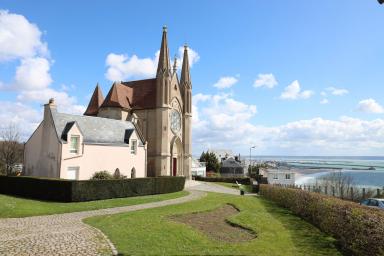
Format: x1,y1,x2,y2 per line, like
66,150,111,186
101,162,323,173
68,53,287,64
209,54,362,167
17,88,85,115
0,10,48,62
357,98,384,114
253,73,278,88
105,53,158,81
105,46,200,82
0,101,42,140
321,91,327,97
320,98,329,104
280,80,314,100
13,57,52,90
192,93,384,155
0,10,85,121
213,76,238,89
326,87,349,96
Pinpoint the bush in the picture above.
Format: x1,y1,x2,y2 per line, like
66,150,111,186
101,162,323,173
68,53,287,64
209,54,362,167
91,170,113,180
195,176,250,185
0,176,186,202
260,184,384,256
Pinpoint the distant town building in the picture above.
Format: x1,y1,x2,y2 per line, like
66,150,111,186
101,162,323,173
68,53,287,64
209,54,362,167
262,168,295,185
208,149,234,162
220,157,245,177
191,158,206,177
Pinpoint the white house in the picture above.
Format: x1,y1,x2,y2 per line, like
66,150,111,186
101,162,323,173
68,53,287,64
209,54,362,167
264,169,296,185
191,158,206,177
24,99,147,180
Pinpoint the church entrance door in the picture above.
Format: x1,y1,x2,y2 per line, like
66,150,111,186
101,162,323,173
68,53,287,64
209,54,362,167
173,158,177,176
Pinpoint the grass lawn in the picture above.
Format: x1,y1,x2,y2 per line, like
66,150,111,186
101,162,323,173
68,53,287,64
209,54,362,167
85,192,341,256
0,191,188,218
214,181,253,193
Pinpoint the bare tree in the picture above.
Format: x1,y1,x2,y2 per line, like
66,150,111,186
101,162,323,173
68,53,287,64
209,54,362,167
0,124,23,175
318,170,356,200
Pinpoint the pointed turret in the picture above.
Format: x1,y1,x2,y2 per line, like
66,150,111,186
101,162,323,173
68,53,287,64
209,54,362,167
84,83,104,116
156,26,171,77
156,26,171,107
181,45,192,114
180,44,191,88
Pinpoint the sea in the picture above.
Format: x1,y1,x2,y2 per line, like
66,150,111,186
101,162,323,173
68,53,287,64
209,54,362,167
251,156,384,188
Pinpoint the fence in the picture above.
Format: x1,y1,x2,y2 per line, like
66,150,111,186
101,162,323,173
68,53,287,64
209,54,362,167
273,183,384,202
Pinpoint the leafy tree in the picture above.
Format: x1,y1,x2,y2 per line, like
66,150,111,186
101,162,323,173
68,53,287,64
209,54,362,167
199,151,220,173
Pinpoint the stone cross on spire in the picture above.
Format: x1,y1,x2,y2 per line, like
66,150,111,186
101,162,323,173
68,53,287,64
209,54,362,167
156,26,171,77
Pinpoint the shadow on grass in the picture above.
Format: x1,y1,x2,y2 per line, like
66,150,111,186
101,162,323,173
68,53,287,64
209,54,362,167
257,197,343,255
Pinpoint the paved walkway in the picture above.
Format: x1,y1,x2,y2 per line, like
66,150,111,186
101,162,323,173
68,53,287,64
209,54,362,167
0,181,246,256
186,180,241,195
0,190,205,256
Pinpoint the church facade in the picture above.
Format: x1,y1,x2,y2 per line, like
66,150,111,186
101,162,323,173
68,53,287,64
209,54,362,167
84,27,192,178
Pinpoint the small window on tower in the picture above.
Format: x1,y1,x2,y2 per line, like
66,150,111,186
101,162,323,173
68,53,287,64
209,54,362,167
131,139,137,154
70,135,79,154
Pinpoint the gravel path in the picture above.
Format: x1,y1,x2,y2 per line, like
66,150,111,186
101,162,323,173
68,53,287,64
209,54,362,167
0,190,205,256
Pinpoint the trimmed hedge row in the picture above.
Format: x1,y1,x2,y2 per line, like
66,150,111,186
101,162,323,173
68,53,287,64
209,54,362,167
194,176,250,185
0,176,185,202
260,184,384,256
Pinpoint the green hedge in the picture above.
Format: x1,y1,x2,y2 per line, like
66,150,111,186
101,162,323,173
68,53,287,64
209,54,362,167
194,176,250,185
0,176,185,202
260,184,384,256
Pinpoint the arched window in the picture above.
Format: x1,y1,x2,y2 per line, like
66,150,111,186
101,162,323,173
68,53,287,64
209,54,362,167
131,167,136,178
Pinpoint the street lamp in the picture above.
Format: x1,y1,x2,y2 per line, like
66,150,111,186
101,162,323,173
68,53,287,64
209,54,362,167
249,146,256,176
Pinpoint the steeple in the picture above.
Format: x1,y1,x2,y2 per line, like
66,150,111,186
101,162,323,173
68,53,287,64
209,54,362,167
156,26,171,77
180,44,191,88
84,83,104,116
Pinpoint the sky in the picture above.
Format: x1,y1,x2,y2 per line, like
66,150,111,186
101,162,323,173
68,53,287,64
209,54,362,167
0,1,383,156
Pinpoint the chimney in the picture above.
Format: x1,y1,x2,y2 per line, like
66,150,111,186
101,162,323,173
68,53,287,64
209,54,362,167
44,98,56,121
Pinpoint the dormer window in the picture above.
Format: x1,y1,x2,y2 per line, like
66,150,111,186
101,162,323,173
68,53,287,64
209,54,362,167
70,135,80,154
131,139,137,154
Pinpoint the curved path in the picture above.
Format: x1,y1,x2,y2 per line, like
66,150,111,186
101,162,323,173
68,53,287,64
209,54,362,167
0,190,205,256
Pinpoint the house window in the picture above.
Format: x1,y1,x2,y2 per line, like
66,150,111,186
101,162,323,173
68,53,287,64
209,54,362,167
131,139,137,154
67,167,79,180
70,135,80,154
285,173,291,180
131,167,136,178
273,173,278,179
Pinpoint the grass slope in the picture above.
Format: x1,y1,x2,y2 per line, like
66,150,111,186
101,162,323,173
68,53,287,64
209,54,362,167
85,193,341,256
214,182,253,192
0,191,188,218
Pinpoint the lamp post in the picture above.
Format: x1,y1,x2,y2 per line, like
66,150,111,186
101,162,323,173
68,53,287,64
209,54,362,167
249,146,256,176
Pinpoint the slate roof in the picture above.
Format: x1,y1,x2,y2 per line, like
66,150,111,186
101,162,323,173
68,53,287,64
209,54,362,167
51,110,141,145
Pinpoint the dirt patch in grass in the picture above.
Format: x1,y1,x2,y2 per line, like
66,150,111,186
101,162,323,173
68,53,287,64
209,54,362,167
169,204,256,243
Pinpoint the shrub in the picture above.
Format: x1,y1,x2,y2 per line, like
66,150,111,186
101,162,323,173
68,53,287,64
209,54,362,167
0,176,186,202
195,176,250,185
260,184,384,256
91,170,113,180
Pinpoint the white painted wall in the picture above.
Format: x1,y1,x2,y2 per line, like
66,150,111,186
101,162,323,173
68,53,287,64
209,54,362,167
267,171,295,185
24,103,147,180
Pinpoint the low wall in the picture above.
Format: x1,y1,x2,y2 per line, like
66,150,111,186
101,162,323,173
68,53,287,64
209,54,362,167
0,176,185,202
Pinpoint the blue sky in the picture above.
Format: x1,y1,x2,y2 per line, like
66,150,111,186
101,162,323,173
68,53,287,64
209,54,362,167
1,1,383,156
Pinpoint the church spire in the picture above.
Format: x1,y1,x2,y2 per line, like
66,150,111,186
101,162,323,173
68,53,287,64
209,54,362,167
180,44,191,88
84,83,104,116
156,26,171,77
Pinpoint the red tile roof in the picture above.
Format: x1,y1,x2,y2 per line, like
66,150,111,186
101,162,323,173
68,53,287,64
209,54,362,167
100,78,157,110
84,85,104,116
